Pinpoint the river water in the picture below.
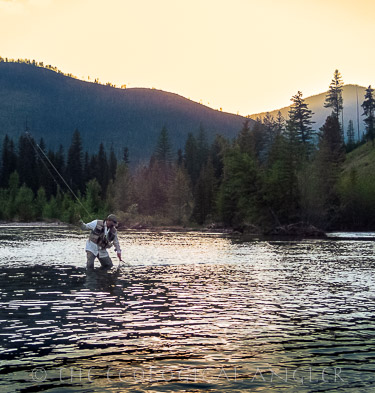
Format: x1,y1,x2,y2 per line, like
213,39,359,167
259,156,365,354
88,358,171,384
0,225,375,392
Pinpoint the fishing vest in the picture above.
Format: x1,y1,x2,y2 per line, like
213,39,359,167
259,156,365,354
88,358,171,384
89,220,116,249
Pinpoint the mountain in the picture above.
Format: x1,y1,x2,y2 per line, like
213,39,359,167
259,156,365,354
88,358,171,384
0,62,250,162
249,85,368,141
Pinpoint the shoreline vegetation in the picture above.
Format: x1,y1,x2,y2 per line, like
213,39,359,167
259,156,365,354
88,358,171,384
1,71,374,234
0,220,326,238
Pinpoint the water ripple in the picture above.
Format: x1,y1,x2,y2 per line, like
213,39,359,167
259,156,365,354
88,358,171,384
0,227,375,391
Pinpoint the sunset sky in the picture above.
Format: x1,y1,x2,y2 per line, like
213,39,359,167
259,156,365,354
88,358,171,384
0,0,374,115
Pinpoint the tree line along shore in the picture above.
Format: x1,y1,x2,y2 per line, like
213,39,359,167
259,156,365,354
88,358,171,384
1,70,374,234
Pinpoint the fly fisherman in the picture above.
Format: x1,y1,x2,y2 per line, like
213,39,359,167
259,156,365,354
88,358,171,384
79,214,122,270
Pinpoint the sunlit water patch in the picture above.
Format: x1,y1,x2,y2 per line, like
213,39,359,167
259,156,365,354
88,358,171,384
0,225,375,392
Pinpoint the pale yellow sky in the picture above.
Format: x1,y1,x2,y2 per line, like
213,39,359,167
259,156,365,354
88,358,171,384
0,0,374,115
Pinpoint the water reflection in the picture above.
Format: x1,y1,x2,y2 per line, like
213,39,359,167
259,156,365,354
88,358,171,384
0,226,375,391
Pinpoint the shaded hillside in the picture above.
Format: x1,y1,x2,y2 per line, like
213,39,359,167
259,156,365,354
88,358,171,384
250,85,367,141
341,141,375,181
338,141,375,228
0,62,249,161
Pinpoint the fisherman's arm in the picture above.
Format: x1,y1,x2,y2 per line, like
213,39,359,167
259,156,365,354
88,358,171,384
113,233,122,260
79,219,97,231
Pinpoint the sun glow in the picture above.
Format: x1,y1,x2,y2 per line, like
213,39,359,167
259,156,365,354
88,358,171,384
0,0,374,115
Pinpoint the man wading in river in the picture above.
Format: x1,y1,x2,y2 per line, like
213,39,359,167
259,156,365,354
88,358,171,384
80,214,122,270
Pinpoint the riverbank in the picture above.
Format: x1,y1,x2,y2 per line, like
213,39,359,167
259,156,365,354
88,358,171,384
0,221,67,227
0,220,327,238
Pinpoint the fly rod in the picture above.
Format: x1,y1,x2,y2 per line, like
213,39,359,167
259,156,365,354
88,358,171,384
24,130,92,218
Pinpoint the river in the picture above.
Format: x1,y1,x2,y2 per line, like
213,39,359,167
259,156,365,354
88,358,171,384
0,225,374,392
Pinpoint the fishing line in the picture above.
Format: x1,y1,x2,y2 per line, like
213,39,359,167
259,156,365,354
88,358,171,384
24,130,92,217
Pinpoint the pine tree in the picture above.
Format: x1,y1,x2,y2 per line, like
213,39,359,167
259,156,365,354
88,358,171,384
176,148,184,167
324,69,344,120
287,91,315,154
36,138,52,196
46,144,65,197
324,70,344,138
236,120,252,154
361,85,375,146
210,134,228,181
315,115,345,225
1,135,17,188
123,147,130,164
262,112,277,159
346,120,355,151
17,134,38,192
275,111,285,135
83,151,90,185
196,125,209,170
66,129,84,193
218,148,261,226
237,119,266,160
155,126,172,163
192,159,217,224
108,145,118,180
184,132,199,184
264,132,300,223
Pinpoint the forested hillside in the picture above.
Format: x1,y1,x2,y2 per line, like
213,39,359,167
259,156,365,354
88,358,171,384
0,59,247,163
1,69,374,231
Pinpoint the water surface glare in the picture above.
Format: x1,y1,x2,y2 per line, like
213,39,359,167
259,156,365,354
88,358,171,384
0,225,375,392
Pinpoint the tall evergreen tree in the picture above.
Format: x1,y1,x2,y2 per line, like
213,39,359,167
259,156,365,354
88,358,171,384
154,126,172,163
176,148,184,167
192,159,217,224
324,69,344,119
83,151,91,185
361,85,375,146
324,69,344,137
346,120,355,151
17,134,38,192
236,119,252,154
264,132,300,223
275,111,286,135
262,112,277,159
66,129,84,193
196,125,209,170
108,145,118,180
237,119,265,160
218,148,261,227
36,137,51,195
315,115,345,225
184,132,199,184
287,91,315,155
123,147,130,165
1,135,17,188
210,134,228,181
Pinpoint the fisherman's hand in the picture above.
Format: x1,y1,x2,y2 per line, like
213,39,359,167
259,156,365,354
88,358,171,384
117,252,122,260
78,219,85,229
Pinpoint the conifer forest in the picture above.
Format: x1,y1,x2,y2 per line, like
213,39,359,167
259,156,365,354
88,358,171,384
1,71,375,231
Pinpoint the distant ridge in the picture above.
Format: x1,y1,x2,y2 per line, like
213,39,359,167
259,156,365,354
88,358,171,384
249,84,368,140
0,62,249,161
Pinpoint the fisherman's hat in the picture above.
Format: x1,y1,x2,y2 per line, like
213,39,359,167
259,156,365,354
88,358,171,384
106,214,118,224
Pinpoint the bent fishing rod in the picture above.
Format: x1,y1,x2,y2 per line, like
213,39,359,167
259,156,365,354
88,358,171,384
24,130,92,218
25,130,132,267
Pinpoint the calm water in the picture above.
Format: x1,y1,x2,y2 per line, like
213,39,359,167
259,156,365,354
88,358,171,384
0,225,375,392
